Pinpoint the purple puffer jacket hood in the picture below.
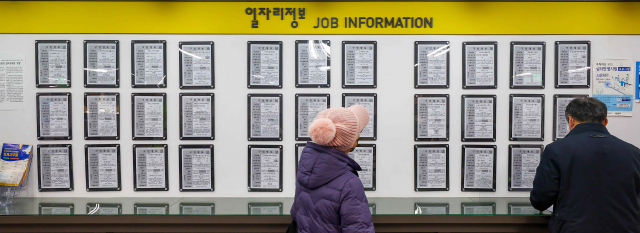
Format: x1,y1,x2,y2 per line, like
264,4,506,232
291,142,375,233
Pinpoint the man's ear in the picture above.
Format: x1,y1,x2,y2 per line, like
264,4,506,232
603,118,609,127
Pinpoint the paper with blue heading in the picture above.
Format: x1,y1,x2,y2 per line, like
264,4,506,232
593,59,634,116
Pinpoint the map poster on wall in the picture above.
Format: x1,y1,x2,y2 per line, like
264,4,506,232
593,59,634,116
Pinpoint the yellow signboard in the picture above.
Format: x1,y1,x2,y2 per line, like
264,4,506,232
0,1,639,34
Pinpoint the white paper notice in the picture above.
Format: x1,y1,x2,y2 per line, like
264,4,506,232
555,96,585,139
136,206,166,215
297,42,329,85
136,147,166,189
181,96,212,138
250,97,280,138
510,148,541,189
464,97,494,139
417,44,448,86
557,44,589,86
86,43,117,85
39,95,70,138
250,148,280,189
511,97,542,138
348,146,374,189
250,44,280,86
465,44,495,86
0,53,25,110
297,96,328,138
417,97,447,139
344,44,375,86
181,44,213,87
38,43,69,85
87,147,119,189
512,45,543,86
182,205,213,215
463,205,493,215
250,205,280,215
86,95,118,137
40,147,71,189
41,207,71,215
463,148,494,189
416,147,447,189
344,96,375,138
181,148,212,190
134,96,164,138
134,43,164,85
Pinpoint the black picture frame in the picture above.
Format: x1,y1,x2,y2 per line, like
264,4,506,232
248,203,283,215
247,94,283,141
462,41,498,89
509,94,545,141
36,92,72,140
84,92,120,140
553,94,589,141
414,41,450,89
461,203,496,215
508,144,544,192
179,93,215,140
179,41,215,89
295,143,305,174
180,203,215,215
179,144,215,192
342,93,377,140
132,144,169,191
134,203,169,215
295,93,330,141
509,41,545,89
247,145,283,192
295,40,331,88
86,203,122,215
369,204,376,215
35,40,71,88
349,144,376,191
37,144,74,192
247,145,284,192
461,145,497,192
84,144,122,192
554,41,591,88
461,95,497,142
39,203,74,215
83,40,120,88
247,41,283,89
508,203,543,215
130,40,167,88
414,94,450,141
414,203,450,215
131,93,167,140
342,41,377,88
414,144,449,192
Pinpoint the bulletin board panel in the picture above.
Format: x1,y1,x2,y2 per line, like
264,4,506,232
1,34,638,199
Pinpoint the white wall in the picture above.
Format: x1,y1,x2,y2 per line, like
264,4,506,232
0,34,638,198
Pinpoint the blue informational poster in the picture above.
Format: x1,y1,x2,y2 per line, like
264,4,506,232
592,59,634,116
636,62,640,100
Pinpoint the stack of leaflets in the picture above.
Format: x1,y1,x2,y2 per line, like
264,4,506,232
0,143,33,187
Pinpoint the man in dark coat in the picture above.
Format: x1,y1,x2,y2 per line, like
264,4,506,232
531,97,640,233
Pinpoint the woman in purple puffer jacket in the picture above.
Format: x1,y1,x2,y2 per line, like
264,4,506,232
291,105,375,233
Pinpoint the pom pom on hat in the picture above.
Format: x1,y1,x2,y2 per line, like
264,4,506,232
309,118,336,145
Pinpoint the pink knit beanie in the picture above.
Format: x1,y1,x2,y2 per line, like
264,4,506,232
309,105,370,152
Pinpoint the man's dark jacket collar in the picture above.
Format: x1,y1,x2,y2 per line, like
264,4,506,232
565,122,610,138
